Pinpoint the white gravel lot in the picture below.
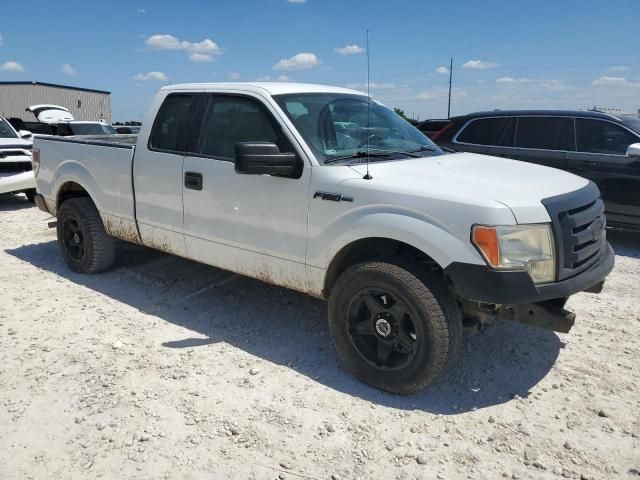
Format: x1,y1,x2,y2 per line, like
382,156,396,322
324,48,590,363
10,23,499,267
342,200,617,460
1,194,639,480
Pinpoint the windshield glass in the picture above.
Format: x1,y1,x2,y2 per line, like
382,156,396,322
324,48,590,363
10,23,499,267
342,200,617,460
69,123,117,135
274,93,442,164
620,115,640,134
0,117,17,138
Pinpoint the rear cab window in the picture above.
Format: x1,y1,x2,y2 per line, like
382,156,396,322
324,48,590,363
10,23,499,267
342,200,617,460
149,94,195,153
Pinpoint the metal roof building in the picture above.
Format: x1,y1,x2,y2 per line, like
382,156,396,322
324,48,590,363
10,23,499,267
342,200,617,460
0,81,111,123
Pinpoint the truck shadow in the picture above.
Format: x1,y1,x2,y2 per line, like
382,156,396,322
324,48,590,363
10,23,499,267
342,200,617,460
0,194,34,211
6,240,563,414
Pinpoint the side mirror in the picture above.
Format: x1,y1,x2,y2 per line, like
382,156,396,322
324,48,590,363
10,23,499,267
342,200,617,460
234,142,300,177
626,143,640,158
19,130,33,139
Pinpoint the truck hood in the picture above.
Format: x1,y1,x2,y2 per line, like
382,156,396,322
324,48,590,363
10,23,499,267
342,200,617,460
349,152,589,224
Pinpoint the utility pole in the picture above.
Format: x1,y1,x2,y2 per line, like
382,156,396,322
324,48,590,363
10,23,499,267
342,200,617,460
447,56,453,119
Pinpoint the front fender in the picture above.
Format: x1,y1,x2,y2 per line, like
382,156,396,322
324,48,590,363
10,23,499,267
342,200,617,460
307,207,486,271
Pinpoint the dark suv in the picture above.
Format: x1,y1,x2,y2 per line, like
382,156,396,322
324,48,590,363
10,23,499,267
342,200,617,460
433,110,640,230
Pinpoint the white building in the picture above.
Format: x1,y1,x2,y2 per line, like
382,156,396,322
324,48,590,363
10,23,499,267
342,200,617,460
0,81,111,123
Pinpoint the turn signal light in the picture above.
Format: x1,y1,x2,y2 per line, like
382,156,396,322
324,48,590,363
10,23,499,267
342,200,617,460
472,226,499,267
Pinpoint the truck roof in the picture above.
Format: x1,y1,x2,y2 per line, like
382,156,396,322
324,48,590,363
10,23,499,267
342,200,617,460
164,82,365,96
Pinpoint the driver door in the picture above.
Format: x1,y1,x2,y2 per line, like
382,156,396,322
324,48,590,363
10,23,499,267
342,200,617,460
181,93,311,291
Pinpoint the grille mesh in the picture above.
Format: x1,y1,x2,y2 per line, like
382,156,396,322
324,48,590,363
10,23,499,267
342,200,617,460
542,182,606,281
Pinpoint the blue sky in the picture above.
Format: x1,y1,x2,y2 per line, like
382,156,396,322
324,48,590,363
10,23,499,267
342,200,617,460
1,0,638,121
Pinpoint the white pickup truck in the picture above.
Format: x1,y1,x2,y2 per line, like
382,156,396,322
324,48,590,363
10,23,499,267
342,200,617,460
0,115,35,200
33,82,614,393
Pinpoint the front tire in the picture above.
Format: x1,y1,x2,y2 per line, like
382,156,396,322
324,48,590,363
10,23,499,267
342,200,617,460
328,260,461,394
56,197,115,273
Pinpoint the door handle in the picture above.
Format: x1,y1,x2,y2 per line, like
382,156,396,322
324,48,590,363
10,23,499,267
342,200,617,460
574,160,597,169
184,171,203,191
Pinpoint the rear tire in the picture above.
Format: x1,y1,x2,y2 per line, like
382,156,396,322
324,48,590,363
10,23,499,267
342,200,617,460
56,197,115,273
328,260,461,394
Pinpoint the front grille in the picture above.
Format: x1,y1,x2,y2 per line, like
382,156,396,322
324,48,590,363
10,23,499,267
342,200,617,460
542,182,606,281
0,161,33,173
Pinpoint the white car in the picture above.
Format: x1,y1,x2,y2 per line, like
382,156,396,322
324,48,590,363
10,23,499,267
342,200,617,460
0,115,35,201
25,105,117,136
33,82,614,393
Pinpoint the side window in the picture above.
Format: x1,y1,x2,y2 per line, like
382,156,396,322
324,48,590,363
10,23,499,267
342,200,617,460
456,117,515,146
515,117,570,150
149,94,194,152
197,96,291,159
56,124,73,136
575,118,638,155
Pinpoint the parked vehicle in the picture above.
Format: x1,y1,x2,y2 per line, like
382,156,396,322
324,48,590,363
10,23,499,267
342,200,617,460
26,104,74,124
55,122,118,136
433,110,640,230
113,125,141,135
10,105,118,136
33,83,614,394
416,119,451,139
0,115,35,200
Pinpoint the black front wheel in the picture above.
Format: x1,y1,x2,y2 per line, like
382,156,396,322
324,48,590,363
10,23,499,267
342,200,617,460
328,260,461,394
56,197,115,273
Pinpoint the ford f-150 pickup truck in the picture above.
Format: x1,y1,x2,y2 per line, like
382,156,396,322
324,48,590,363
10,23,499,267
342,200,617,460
33,83,615,394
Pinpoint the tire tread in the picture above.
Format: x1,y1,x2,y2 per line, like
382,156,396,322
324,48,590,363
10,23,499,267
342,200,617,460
57,197,115,273
328,259,461,394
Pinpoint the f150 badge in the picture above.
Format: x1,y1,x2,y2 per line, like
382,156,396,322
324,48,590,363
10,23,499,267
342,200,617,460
313,191,354,203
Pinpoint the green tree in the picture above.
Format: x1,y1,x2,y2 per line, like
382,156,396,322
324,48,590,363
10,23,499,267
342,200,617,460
394,107,418,126
394,107,409,120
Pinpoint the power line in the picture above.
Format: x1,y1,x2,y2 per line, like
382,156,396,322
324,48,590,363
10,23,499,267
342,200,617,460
326,61,640,85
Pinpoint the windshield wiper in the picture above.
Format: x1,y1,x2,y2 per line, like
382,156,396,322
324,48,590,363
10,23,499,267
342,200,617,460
407,144,440,154
325,150,421,164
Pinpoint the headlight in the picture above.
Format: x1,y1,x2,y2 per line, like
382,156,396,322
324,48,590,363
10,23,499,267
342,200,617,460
472,224,555,284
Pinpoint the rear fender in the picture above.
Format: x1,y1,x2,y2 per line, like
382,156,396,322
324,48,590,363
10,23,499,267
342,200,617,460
53,160,102,213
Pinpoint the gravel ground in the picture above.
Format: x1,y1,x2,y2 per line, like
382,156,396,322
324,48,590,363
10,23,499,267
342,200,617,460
1,194,639,480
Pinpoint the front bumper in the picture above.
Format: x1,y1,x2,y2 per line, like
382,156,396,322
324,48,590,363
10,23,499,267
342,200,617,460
445,242,615,305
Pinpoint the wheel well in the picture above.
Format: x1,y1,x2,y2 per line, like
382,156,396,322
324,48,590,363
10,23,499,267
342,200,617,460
57,182,90,209
322,238,442,298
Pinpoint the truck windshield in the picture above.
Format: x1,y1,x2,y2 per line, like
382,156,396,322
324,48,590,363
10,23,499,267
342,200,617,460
0,118,17,138
69,123,117,135
274,93,442,164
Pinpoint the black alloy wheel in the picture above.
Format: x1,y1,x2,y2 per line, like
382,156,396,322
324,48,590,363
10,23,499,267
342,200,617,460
346,288,418,371
62,217,85,262
328,260,462,394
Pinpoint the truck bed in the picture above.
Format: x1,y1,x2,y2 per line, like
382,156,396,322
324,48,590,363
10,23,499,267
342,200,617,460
34,135,138,239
